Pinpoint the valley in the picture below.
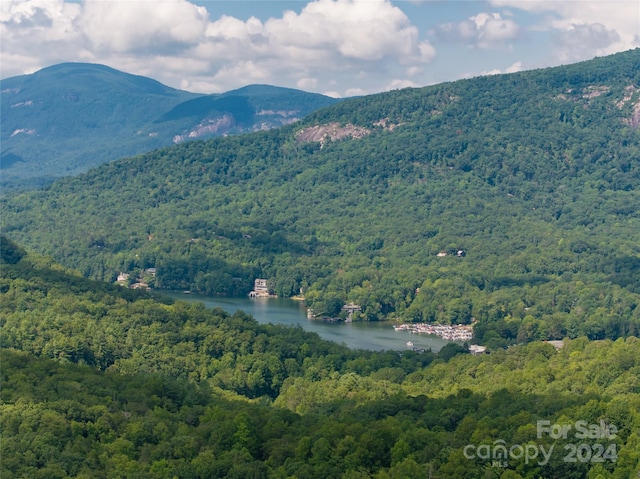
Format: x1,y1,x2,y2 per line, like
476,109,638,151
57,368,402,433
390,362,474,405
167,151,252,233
1,237,639,478
3,49,639,348
1,49,640,478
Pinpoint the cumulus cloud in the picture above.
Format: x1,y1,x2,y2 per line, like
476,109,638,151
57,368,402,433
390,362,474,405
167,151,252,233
81,0,209,54
343,87,366,97
554,23,622,63
434,12,521,49
489,0,640,61
1,0,436,96
0,0,86,71
478,61,524,76
1,0,79,35
385,78,420,90
263,0,433,63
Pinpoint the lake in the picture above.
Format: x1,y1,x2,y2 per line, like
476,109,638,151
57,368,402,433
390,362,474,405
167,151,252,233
161,291,451,352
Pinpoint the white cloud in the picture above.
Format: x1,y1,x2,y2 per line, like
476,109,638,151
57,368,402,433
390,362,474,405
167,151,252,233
385,78,420,90
0,0,87,71
1,0,436,96
489,1,640,60
343,87,366,97
554,23,622,63
206,14,259,42
4,0,634,97
478,61,524,76
297,77,318,90
81,0,209,54
406,66,423,77
262,0,433,63
322,91,341,98
418,40,437,62
505,61,523,73
434,12,521,49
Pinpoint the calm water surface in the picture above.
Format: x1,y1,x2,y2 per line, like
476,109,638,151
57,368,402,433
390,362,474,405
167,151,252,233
162,291,451,352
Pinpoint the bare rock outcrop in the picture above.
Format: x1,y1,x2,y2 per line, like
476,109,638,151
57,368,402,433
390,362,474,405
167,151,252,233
295,122,370,146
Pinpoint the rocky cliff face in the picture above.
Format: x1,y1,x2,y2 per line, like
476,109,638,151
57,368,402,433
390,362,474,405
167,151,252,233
172,114,237,143
171,111,306,143
295,122,371,146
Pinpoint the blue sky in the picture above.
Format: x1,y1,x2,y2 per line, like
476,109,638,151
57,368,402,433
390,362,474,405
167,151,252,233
1,0,638,97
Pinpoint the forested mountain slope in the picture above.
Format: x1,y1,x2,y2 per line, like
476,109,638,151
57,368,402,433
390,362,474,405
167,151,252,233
0,63,339,189
2,49,640,347
1,238,639,478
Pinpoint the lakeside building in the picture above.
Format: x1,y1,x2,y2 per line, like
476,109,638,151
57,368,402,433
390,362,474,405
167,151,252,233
249,279,270,298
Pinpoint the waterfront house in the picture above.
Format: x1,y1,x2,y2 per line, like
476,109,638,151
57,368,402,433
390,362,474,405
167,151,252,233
249,278,270,297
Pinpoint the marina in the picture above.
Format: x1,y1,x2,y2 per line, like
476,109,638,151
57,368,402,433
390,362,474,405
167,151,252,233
393,322,474,342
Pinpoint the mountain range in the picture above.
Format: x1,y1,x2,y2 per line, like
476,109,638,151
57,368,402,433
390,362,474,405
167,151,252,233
0,63,340,189
2,49,640,347
2,49,640,479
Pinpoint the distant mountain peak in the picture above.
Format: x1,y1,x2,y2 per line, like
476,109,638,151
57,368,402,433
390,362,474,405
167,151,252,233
0,63,341,189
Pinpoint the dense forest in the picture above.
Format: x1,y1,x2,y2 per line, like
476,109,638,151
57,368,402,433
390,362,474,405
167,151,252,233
1,238,639,478
2,50,640,349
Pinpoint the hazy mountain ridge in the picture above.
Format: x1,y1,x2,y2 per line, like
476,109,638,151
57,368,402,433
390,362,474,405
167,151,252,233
2,49,640,346
0,63,340,189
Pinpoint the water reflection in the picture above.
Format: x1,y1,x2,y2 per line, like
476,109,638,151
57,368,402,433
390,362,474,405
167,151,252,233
161,292,451,352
